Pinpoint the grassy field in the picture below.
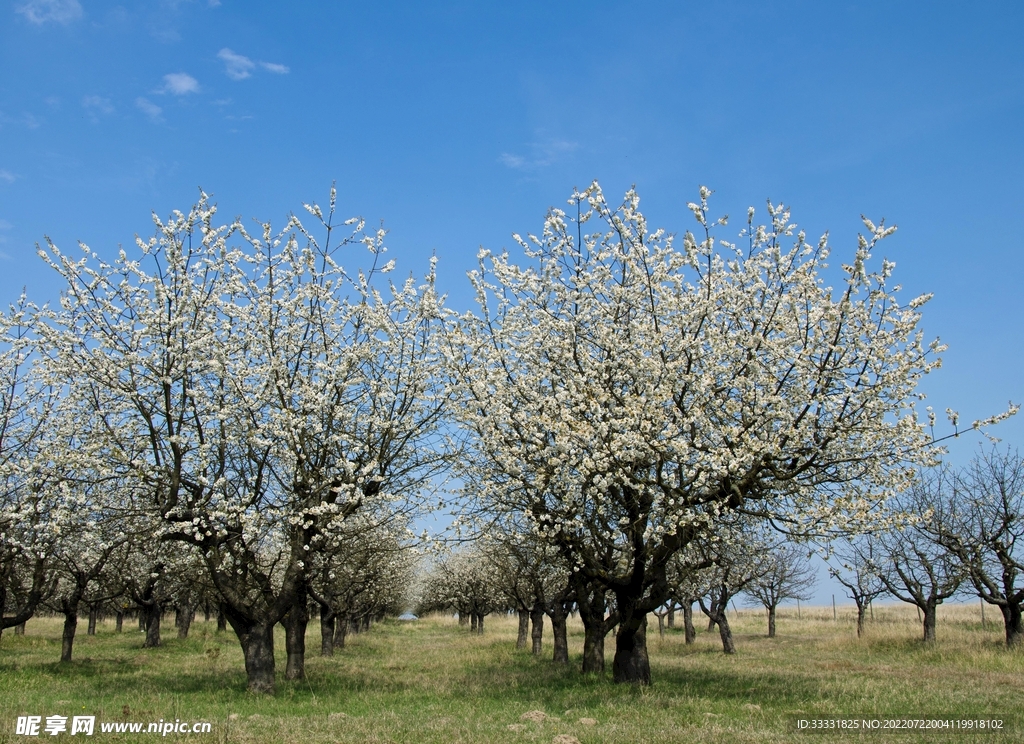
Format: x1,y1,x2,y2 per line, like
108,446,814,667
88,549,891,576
0,604,1021,743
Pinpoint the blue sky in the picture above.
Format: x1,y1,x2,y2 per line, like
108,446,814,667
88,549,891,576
3,1,1022,603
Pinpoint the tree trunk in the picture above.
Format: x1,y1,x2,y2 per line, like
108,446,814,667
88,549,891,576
238,621,276,695
612,613,650,685
15,620,27,635
999,603,1023,647
87,607,98,636
516,609,529,649
176,604,193,639
216,604,227,633
474,612,485,635
582,623,606,673
683,601,696,645
458,612,469,627
667,605,676,629
530,606,544,655
577,591,612,673
856,603,866,638
922,601,937,643
333,615,347,650
115,611,123,633
138,612,146,632
717,611,736,654
282,600,308,680
320,611,335,657
0,556,49,636
143,603,162,648
60,609,78,663
767,604,777,639
549,607,568,665
575,580,612,674
470,613,478,633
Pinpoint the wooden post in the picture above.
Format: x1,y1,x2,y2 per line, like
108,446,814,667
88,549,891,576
980,597,986,629
797,599,801,620
832,595,837,622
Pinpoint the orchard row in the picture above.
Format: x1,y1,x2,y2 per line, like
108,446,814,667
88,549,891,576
1,183,1017,693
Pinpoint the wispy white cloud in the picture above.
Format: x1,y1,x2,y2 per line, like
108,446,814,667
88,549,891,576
0,112,40,129
0,110,42,130
136,97,164,122
82,95,115,121
500,137,579,170
151,27,181,43
217,48,290,79
145,0,220,42
217,48,255,80
0,171,14,184
15,0,83,25
260,61,289,75
160,73,200,95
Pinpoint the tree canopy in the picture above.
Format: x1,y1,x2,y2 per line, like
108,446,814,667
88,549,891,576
451,182,956,683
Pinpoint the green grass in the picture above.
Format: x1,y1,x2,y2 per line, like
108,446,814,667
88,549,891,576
0,605,1021,742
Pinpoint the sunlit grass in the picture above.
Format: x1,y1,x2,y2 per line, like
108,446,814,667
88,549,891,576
0,604,1020,742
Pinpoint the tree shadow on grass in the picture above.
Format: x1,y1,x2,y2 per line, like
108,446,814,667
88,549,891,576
28,657,249,697
453,648,825,713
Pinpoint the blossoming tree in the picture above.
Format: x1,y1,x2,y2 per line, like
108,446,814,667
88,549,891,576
37,189,450,693
451,181,962,684
309,510,418,656
0,299,61,638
